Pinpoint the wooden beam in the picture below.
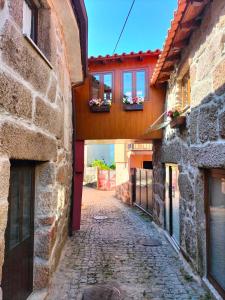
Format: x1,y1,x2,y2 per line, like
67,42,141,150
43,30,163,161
161,66,174,72
157,75,170,83
190,0,204,6
166,53,181,62
137,56,143,61
171,39,189,50
180,19,201,31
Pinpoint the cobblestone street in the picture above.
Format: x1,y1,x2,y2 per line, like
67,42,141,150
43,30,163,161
47,187,208,300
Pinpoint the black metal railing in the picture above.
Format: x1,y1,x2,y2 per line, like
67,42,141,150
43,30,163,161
132,168,153,216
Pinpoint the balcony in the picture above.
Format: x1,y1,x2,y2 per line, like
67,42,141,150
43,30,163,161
73,51,165,141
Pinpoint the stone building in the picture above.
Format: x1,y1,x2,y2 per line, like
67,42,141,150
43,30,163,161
151,0,225,298
0,0,87,299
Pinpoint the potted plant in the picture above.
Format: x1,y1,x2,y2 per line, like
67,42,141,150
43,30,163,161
88,98,112,112
123,96,144,111
167,109,186,129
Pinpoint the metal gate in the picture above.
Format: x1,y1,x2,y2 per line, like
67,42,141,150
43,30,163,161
133,168,153,216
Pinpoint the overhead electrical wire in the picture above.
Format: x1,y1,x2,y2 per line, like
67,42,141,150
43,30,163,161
112,0,136,54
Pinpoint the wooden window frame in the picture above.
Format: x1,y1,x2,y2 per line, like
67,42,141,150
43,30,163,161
181,72,191,109
23,0,39,44
205,168,225,299
90,72,114,102
121,68,149,101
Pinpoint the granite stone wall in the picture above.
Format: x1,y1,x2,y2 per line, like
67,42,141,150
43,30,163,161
0,0,79,298
159,0,225,277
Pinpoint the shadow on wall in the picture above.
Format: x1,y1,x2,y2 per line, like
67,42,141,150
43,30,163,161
160,78,225,278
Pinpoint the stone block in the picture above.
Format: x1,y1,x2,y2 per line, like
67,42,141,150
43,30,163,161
0,201,8,236
36,190,57,217
36,162,56,187
0,237,5,281
38,216,56,226
190,143,225,168
189,109,199,144
0,72,32,119
0,121,57,161
0,22,51,94
191,80,212,106
8,0,23,28
37,8,51,61
56,165,70,185
184,220,197,261
198,104,218,143
47,76,57,103
162,141,182,163
178,173,194,203
213,58,225,95
0,158,10,201
219,110,225,139
0,0,5,9
34,225,57,260
33,259,50,290
34,97,62,138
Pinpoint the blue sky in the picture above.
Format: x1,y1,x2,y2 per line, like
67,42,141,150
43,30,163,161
84,0,178,57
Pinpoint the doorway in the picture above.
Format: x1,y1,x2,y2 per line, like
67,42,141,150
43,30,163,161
2,161,35,300
206,169,225,298
165,164,180,246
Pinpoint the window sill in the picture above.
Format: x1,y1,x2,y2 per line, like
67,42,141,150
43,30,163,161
23,34,53,69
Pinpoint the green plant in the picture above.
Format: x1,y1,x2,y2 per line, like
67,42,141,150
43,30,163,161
91,160,116,170
91,159,110,170
109,163,116,170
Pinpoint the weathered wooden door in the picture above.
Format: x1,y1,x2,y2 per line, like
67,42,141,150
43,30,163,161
2,161,35,300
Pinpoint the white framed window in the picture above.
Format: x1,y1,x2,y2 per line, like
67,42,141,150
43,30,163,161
23,0,38,43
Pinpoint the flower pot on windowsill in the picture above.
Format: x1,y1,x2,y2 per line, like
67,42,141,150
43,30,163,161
123,103,143,111
89,105,111,113
170,116,186,129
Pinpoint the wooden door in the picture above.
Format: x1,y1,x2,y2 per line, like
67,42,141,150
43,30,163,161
2,161,35,300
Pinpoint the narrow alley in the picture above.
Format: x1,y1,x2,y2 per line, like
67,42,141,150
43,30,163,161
47,188,207,300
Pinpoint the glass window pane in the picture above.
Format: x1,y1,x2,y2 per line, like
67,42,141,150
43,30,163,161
165,166,170,232
22,168,32,240
103,74,112,101
9,170,20,250
171,165,180,245
209,176,225,291
123,72,132,99
136,71,146,99
92,74,100,99
23,1,32,38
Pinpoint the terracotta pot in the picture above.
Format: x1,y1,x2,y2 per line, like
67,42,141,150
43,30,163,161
170,116,186,129
123,103,143,111
89,105,110,113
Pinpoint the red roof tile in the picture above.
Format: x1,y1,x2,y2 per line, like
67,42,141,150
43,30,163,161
88,49,161,63
151,0,211,85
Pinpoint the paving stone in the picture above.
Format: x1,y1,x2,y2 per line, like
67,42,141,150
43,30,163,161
47,187,207,300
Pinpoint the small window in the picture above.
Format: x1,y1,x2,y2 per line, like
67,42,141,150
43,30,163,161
23,0,38,43
103,74,112,101
92,74,100,99
181,72,191,108
91,73,113,101
122,69,147,101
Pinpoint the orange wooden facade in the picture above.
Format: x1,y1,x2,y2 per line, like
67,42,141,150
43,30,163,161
129,152,152,169
74,52,165,141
